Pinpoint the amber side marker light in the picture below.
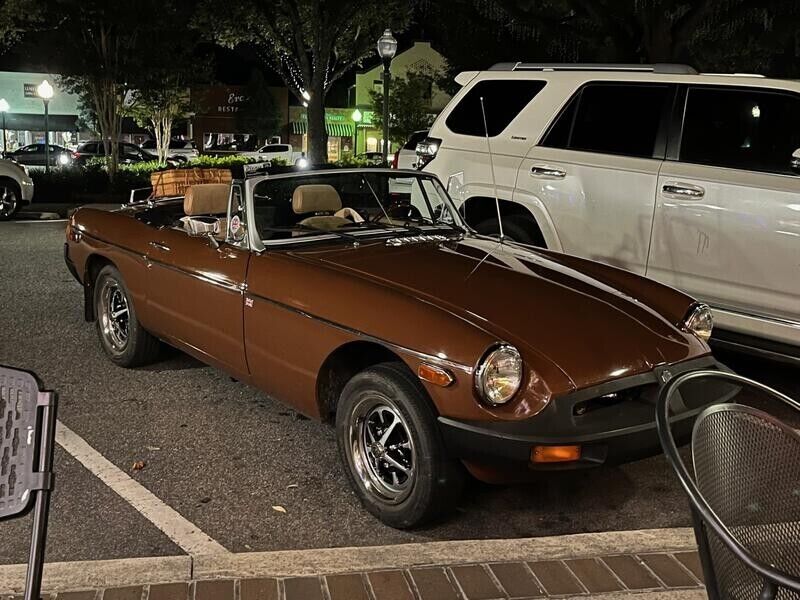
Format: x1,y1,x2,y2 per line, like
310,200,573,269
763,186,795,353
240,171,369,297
418,363,454,387
531,445,582,463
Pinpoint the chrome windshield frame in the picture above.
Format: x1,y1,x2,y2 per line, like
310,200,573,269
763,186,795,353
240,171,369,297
242,168,466,253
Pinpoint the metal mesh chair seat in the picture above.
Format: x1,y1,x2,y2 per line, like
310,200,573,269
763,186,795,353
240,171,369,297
657,371,800,600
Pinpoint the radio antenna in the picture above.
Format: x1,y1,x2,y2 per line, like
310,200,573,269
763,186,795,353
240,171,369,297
479,96,504,241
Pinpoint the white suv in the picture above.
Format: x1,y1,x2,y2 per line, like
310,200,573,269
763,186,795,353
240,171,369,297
421,63,800,360
0,158,35,220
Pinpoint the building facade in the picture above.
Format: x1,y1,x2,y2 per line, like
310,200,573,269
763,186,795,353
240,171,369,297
350,42,451,154
288,106,357,162
0,71,86,151
191,85,290,152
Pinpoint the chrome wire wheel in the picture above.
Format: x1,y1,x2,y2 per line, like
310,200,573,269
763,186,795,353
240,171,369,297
0,185,18,219
348,395,416,504
98,279,130,353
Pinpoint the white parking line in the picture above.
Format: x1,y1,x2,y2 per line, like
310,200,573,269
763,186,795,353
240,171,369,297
55,420,229,556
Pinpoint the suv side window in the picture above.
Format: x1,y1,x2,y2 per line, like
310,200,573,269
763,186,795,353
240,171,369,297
542,83,672,159
445,80,546,137
679,86,800,175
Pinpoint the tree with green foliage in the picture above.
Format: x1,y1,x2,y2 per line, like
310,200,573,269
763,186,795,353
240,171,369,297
196,0,415,165
236,70,283,146
369,66,439,146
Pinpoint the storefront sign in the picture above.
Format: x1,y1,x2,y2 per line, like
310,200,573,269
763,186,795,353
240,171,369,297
23,83,37,98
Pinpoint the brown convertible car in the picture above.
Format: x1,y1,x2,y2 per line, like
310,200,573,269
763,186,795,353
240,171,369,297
65,165,729,528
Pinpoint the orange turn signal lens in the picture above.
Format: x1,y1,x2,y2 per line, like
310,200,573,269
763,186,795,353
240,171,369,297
531,445,582,464
418,363,454,387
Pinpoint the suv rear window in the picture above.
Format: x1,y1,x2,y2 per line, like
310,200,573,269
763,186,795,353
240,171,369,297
445,80,546,137
543,83,672,159
680,87,800,174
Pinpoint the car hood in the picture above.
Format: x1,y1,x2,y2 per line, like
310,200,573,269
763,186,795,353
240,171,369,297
294,235,701,392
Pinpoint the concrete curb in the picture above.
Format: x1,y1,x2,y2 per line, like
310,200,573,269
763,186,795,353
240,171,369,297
193,528,697,580
0,527,697,593
0,555,191,593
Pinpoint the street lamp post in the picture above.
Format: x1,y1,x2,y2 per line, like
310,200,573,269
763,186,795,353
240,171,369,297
351,108,362,156
376,29,397,166
37,80,54,173
0,98,9,156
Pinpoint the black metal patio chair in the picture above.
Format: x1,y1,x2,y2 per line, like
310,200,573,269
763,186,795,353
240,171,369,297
657,370,800,600
0,365,57,600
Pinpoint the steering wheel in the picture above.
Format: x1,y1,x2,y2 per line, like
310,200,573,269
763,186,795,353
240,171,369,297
370,201,423,224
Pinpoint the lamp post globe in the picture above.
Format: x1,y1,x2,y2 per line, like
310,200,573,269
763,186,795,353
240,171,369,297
0,98,9,156
376,29,397,165
37,80,54,172
351,109,362,156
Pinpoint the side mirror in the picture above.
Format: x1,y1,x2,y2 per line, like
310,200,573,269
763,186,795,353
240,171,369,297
792,149,800,173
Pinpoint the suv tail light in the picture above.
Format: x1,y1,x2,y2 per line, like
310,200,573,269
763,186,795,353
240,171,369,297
391,149,400,169
415,137,441,170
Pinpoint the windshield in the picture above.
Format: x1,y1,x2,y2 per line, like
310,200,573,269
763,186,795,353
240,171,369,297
251,170,464,243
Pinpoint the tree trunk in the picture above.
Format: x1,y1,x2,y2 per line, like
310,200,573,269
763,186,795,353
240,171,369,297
152,113,172,165
306,84,328,165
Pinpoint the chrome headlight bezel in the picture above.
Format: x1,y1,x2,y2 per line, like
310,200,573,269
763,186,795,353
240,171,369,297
474,344,523,406
683,303,714,342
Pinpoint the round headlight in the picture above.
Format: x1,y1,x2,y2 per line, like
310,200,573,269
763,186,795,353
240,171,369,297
684,303,713,342
475,345,523,406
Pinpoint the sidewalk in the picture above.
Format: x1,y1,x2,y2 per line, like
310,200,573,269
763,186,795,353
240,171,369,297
0,529,706,600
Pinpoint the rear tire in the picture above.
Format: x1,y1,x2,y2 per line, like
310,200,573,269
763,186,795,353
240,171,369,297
475,215,545,246
94,265,160,367
336,362,465,528
0,179,22,221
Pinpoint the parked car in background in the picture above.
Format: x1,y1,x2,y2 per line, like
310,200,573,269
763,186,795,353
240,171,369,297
65,166,731,528
5,143,73,167
140,138,198,160
422,63,800,361
391,130,428,169
73,141,181,166
355,151,384,165
0,157,34,219
239,143,306,166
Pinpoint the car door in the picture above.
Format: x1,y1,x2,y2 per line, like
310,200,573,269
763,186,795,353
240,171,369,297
145,186,251,377
648,85,800,341
518,82,675,274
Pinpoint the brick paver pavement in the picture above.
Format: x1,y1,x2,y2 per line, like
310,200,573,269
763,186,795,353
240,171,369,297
2,550,704,600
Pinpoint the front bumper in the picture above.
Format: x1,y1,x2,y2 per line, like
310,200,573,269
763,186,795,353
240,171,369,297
20,177,34,203
439,356,735,470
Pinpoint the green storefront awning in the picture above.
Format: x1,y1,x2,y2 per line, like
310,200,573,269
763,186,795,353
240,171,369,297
291,121,354,137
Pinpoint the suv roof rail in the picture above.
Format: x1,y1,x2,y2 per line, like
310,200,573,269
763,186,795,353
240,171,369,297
488,62,698,75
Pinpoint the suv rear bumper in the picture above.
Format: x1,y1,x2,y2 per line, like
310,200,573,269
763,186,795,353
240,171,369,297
438,356,735,471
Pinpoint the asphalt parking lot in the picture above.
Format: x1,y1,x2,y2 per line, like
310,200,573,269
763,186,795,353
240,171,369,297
1,217,797,566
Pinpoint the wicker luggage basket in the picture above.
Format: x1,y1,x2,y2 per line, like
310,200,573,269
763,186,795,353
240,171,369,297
150,168,232,198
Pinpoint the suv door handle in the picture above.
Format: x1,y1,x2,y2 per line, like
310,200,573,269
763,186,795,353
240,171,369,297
530,165,566,179
148,241,171,252
662,183,705,199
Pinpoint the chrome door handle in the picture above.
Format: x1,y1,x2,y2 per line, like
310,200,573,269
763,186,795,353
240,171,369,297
530,166,566,179
662,183,705,199
148,241,171,252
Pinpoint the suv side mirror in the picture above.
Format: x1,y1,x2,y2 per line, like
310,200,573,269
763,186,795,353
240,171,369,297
792,149,800,174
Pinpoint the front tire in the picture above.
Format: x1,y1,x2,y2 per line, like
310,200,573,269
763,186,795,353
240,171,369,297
336,362,465,528
0,179,21,220
94,265,160,367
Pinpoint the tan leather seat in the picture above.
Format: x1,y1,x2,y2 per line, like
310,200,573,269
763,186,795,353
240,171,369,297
292,184,351,231
181,184,230,240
